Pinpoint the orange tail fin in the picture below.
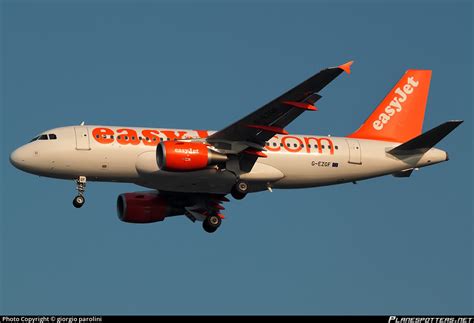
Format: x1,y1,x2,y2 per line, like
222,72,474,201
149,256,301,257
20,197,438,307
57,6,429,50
348,70,432,142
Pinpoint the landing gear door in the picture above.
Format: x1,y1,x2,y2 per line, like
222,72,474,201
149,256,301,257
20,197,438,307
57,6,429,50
345,139,361,164
74,127,91,150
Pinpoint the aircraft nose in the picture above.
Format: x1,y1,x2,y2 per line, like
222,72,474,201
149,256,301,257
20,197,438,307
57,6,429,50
10,146,30,170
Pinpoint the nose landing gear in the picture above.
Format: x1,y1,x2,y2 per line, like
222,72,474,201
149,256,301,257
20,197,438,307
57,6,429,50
73,195,85,208
73,176,87,208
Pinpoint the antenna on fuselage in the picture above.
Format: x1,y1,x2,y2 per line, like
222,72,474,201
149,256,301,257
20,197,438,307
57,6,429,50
80,121,85,126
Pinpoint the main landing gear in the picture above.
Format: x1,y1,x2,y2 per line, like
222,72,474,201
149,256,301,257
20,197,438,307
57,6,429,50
202,214,222,233
231,180,248,200
73,176,87,208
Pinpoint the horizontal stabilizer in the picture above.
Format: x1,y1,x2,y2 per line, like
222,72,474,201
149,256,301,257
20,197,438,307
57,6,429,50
388,120,463,155
392,168,415,178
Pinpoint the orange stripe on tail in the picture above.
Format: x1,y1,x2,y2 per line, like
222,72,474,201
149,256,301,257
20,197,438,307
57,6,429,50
348,70,432,143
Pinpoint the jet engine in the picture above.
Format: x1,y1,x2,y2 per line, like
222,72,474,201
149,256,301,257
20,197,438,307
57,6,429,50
156,141,227,171
117,191,183,223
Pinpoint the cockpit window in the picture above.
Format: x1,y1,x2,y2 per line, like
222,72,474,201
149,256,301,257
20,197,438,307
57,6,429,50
29,133,57,142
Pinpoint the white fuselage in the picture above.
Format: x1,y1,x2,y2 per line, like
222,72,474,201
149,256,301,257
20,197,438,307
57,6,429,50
10,125,448,194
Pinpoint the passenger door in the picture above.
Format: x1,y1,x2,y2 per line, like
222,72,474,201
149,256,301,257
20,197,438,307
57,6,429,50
345,139,361,164
74,127,91,150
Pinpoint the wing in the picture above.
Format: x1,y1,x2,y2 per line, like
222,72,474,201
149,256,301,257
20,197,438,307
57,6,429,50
159,191,229,222
207,61,353,153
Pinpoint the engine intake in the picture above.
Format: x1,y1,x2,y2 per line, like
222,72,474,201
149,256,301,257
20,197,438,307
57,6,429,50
117,192,183,223
157,141,227,171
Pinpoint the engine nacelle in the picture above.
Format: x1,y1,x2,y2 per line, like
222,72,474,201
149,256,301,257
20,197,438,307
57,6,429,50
117,192,183,223
156,141,227,171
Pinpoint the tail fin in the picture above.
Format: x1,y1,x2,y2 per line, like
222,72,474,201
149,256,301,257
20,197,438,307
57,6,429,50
348,70,432,142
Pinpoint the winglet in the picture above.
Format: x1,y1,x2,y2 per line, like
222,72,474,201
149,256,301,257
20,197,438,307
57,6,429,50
338,60,353,74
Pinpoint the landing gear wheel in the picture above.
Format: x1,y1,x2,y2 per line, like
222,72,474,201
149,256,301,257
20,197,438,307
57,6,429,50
231,189,247,200
236,181,248,193
73,195,85,208
231,180,248,200
202,214,222,233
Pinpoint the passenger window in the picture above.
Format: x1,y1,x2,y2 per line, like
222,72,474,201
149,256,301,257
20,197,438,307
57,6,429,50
293,143,297,148
111,135,114,139
38,134,48,140
301,144,304,148
273,142,277,147
280,143,283,147
322,145,325,149
328,145,332,149
314,145,318,148
335,145,338,150
49,134,57,140
287,143,291,147
117,136,121,139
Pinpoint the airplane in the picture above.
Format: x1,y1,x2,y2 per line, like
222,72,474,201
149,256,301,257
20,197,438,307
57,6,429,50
10,61,463,233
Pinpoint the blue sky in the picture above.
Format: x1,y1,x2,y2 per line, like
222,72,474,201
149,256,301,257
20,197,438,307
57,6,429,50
1,0,472,315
